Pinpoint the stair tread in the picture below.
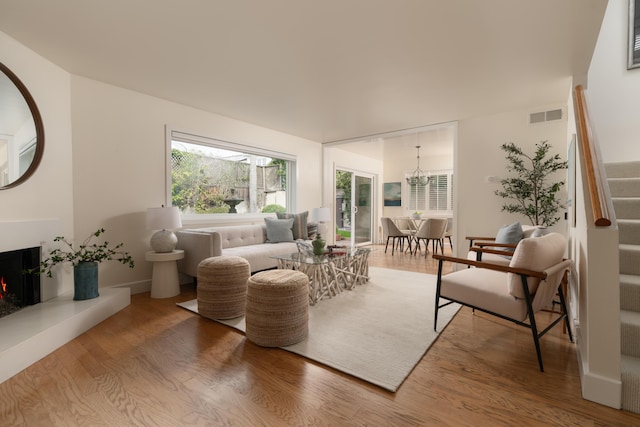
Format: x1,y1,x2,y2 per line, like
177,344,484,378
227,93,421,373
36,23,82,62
606,161,640,178
621,274,640,285
622,354,640,373
622,309,640,325
620,243,640,251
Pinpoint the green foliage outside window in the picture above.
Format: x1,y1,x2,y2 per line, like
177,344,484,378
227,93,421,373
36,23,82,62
336,170,352,225
262,204,286,213
268,158,287,191
171,149,228,213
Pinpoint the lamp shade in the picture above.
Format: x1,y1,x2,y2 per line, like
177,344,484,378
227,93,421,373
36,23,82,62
312,207,331,222
146,206,182,230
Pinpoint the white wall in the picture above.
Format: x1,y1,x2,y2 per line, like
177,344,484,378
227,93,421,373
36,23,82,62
588,0,640,163
456,106,569,257
70,76,322,288
0,31,74,299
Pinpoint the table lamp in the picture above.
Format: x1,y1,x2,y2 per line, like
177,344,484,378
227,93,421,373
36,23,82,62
147,206,182,253
311,207,331,255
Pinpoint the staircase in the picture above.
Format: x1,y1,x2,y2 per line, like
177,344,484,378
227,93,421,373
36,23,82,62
606,161,640,413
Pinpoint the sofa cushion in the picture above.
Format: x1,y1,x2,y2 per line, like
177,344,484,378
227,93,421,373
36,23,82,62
223,241,299,272
440,268,527,321
265,218,294,243
277,211,309,240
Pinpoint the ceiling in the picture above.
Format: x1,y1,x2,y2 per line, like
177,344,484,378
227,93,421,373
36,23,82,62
0,0,607,143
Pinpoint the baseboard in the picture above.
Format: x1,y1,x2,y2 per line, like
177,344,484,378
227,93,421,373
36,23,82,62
114,279,151,295
576,331,622,409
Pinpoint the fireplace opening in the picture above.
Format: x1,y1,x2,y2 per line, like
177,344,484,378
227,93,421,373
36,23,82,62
0,247,41,318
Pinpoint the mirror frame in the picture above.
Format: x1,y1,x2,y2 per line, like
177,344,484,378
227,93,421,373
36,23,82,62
0,61,45,190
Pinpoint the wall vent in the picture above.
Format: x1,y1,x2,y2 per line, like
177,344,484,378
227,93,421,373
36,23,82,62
529,108,563,124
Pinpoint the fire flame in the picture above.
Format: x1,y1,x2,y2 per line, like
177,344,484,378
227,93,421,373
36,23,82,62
0,276,6,300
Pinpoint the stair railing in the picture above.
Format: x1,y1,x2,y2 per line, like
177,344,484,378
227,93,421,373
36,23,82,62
574,85,612,227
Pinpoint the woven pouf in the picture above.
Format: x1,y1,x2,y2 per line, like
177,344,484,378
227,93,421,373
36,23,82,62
197,256,251,320
245,270,309,347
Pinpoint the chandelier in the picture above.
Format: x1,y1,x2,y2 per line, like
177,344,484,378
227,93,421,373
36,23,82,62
406,145,430,186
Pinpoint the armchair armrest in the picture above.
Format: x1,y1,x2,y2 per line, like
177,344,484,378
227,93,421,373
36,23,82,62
469,246,516,261
542,259,573,279
466,236,495,242
433,253,546,279
469,247,516,256
466,236,495,249
175,230,223,278
474,241,518,249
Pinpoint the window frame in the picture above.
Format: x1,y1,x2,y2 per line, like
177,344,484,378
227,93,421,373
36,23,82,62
405,169,453,215
165,127,297,224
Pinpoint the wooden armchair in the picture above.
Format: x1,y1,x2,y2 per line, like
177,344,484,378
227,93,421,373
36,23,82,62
433,232,573,371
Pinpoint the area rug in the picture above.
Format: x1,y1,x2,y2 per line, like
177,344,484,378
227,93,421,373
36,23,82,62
177,267,460,392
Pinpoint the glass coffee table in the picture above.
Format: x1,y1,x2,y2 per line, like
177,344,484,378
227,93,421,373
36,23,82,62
271,247,373,305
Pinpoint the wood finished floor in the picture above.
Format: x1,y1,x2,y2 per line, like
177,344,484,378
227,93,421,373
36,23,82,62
1,243,639,426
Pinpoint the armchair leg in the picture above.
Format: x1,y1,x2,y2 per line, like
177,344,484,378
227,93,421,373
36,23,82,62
558,277,574,343
521,274,544,372
434,260,444,331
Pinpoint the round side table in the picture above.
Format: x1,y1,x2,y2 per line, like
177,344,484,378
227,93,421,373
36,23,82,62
145,250,185,299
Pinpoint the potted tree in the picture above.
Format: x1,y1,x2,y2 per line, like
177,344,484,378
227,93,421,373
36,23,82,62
495,141,568,227
28,228,135,300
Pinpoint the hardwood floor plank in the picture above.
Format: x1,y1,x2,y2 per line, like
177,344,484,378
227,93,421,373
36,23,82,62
1,244,639,426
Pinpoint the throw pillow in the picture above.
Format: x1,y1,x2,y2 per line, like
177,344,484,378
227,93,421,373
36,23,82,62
264,218,294,243
495,221,524,252
276,211,309,240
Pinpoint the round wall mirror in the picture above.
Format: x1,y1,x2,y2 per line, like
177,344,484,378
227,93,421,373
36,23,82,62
0,61,44,190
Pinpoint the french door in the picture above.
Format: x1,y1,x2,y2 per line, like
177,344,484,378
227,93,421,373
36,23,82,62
335,169,374,246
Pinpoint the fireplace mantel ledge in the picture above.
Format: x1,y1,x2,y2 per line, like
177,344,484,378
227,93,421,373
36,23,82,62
0,287,130,383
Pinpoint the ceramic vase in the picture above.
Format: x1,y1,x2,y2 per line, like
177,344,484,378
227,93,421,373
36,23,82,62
312,235,326,255
74,261,99,300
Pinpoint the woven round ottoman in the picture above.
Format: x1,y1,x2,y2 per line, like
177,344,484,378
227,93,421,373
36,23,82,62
245,270,309,347
197,256,251,320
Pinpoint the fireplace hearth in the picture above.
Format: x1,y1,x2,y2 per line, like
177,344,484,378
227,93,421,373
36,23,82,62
0,247,40,318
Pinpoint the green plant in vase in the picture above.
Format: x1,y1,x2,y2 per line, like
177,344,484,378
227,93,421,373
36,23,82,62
28,228,135,300
494,141,568,227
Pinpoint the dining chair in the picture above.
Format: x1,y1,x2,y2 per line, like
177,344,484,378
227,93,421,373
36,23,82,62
381,217,412,255
412,218,448,256
443,218,453,251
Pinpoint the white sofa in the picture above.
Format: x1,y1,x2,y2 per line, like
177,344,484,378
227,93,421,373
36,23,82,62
176,224,304,279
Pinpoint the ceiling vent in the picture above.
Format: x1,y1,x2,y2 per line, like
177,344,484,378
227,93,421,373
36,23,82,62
529,108,563,124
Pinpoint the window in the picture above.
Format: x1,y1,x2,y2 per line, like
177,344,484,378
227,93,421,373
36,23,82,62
406,170,453,214
168,130,296,215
